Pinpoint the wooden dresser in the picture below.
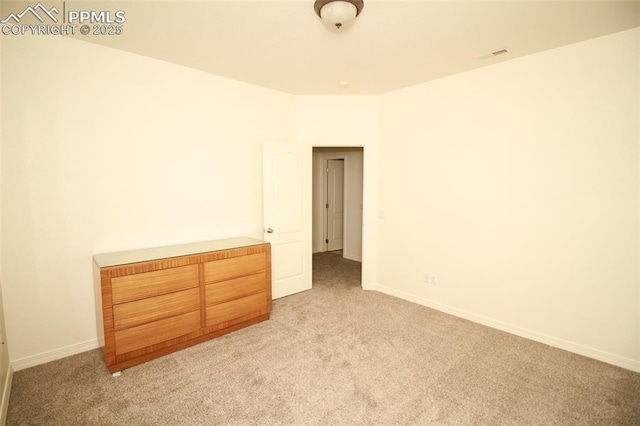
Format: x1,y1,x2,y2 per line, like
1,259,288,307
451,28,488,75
93,237,271,374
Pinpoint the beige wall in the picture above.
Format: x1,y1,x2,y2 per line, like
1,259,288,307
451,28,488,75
1,35,295,368
379,28,640,370
2,28,639,372
296,96,380,290
0,29,12,424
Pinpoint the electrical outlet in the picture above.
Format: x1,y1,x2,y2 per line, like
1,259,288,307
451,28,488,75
423,273,437,285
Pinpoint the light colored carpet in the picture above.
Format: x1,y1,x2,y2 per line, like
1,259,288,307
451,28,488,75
7,252,640,425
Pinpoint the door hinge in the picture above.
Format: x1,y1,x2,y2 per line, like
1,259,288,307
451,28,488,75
325,203,329,209
325,239,329,244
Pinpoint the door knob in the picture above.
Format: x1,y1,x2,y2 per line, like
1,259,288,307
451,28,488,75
265,228,274,233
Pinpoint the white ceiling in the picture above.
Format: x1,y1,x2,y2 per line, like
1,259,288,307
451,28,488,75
69,0,639,94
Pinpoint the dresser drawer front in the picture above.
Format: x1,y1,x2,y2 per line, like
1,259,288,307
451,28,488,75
206,291,267,327
112,264,199,304
204,253,266,284
205,273,266,306
113,287,201,331
114,310,201,355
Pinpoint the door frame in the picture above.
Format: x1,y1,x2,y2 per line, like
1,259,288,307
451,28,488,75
312,146,364,266
310,143,375,291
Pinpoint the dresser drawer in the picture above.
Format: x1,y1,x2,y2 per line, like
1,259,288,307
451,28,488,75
112,264,199,304
114,310,201,355
206,291,267,327
113,287,201,331
96,238,271,373
205,273,266,306
204,252,266,284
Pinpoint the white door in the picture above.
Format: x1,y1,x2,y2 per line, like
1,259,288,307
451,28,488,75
263,142,312,299
326,159,344,251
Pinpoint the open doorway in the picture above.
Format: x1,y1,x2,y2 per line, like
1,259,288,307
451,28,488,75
311,147,363,287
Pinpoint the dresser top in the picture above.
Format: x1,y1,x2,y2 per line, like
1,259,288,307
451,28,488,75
93,237,266,268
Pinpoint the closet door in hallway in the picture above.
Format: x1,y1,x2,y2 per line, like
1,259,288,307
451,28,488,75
326,159,344,252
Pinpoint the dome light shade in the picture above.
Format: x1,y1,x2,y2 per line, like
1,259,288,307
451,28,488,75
314,0,364,31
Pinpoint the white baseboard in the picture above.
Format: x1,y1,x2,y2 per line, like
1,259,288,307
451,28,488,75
7,287,639,376
1,363,12,426
361,280,378,291
11,338,102,372
343,252,362,262
373,284,640,373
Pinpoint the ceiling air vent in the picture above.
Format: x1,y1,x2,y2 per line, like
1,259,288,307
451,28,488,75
476,48,510,61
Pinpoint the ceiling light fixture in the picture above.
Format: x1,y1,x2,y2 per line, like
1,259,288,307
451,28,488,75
314,0,364,31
